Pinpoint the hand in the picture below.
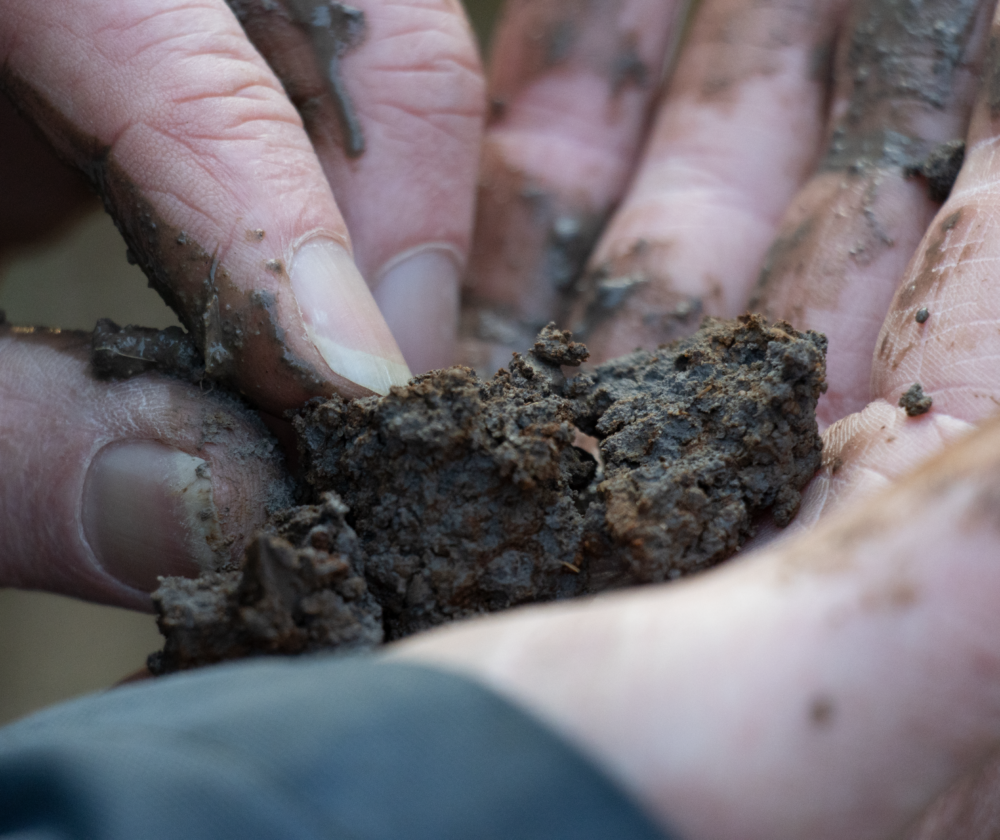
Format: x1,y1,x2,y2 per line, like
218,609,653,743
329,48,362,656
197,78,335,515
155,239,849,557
394,1,1000,838
0,0,484,604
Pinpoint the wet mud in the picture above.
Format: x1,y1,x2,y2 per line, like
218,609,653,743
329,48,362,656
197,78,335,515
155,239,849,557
151,316,827,672
822,0,986,175
227,0,368,157
900,382,933,416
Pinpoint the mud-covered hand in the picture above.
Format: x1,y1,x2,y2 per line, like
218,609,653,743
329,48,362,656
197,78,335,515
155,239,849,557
0,0,484,605
396,1,1000,838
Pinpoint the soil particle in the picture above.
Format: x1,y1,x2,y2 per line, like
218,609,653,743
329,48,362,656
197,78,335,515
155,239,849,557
900,382,933,416
905,139,966,203
151,317,827,672
915,307,930,324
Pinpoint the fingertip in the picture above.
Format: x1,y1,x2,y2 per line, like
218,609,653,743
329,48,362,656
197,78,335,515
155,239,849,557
288,238,412,394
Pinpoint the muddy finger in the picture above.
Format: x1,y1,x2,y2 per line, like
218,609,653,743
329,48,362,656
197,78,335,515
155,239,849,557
565,0,845,363
795,8,1000,527
751,0,991,428
0,0,411,415
0,322,290,609
459,0,685,374
228,0,485,373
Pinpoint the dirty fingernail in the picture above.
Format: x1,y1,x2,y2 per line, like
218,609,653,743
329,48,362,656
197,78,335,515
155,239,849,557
83,442,227,592
374,247,460,374
289,239,412,394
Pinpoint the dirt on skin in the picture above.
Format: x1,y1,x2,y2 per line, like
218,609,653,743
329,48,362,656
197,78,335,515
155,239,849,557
150,316,827,673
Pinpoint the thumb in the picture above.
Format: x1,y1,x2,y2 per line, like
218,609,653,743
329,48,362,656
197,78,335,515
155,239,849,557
0,323,289,609
0,0,409,414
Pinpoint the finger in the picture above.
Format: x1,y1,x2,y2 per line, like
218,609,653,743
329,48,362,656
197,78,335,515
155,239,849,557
0,322,289,609
227,0,486,373
0,92,96,254
792,10,1000,526
751,0,992,428
0,0,409,415
565,0,845,361
394,414,1000,840
460,0,685,372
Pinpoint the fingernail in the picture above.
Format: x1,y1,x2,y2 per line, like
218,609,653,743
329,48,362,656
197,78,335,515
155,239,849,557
83,442,227,592
289,239,412,395
374,247,461,374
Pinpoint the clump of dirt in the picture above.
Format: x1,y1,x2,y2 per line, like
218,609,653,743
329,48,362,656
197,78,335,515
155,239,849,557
150,316,827,673
91,318,205,383
900,382,933,416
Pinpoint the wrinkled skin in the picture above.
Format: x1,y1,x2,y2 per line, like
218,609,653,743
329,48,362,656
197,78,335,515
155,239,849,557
7,0,1000,838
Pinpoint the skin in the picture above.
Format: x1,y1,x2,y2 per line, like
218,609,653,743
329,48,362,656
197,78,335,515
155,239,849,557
6,0,1000,837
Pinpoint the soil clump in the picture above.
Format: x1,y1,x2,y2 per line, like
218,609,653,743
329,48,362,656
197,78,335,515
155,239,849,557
149,316,827,674
900,382,933,416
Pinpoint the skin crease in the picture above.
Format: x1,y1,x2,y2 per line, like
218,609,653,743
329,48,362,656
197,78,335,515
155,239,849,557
7,0,1000,838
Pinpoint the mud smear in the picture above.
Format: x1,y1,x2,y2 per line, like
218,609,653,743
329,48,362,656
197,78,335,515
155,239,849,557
822,0,985,174
150,317,827,672
904,139,966,203
565,238,710,351
228,0,368,157
490,0,653,103
463,160,610,373
988,32,1000,117
900,382,933,416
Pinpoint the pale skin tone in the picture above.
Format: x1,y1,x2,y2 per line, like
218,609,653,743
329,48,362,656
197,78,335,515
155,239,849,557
4,0,1000,837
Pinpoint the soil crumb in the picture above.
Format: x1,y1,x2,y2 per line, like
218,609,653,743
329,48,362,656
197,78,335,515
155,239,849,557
150,316,827,673
900,382,933,416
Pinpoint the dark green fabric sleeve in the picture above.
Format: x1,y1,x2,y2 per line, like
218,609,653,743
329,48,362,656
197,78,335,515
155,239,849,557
0,656,674,840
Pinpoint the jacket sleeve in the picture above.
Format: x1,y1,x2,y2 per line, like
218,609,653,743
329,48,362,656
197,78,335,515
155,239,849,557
0,655,676,840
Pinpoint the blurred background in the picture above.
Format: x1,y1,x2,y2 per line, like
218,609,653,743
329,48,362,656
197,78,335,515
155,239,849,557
0,0,503,725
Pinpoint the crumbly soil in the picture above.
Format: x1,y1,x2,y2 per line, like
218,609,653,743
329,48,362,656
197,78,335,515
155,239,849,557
900,382,933,416
150,316,827,674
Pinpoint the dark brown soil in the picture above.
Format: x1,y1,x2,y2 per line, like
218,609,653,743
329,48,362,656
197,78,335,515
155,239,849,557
900,382,933,416
149,316,827,673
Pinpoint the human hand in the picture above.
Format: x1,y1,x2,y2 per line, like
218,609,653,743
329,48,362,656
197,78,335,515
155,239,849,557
393,0,1000,838
0,0,484,604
